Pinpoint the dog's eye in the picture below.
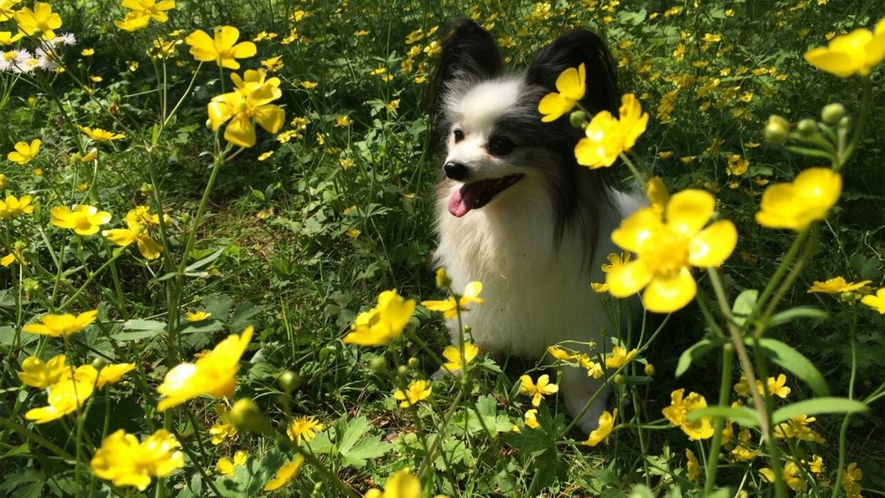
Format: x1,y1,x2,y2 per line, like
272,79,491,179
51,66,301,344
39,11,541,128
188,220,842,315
488,136,515,157
453,129,465,143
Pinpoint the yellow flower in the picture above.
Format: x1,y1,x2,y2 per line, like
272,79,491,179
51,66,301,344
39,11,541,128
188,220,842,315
538,63,585,122
756,167,841,231
364,469,421,498
186,310,212,322
519,374,559,407
335,115,353,127
216,450,248,476
50,205,112,235
115,12,150,31
78,126,125,142
604,346,637,369
7,139,40,164
808,276,872,294
760,462,807,492
733,375,750,396
842,462,863,498
524,409,539,429
24,365,97,423
209,404,237,444
0,194,35,219
14,2,62,41
121,0,175,23
103,220,163,260
156,326,253,411
756,373,790,398
575,93,648,169
342,290,416,346
90,429,184,491
0,31,23,45
861,288,885,313
607,190,737,313
421,281,484,319
207,70,285,147
808,455,824,474
582,408,617,447
731,429,760,462
23,310,98,337
262,455,304,491
804,18,885,77
287,415,325,444
685,449,700,483
0,173,7,188
726,154,749,176
394,380,432,408
97,363,136,388
186,26,256,69
662,388,714,440
546,346,572,361
125,205,166,226
440,341,479,373
774,415,825,443
18,354,68,389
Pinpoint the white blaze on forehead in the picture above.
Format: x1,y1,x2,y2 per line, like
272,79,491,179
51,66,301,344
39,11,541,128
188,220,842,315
457,79,521,132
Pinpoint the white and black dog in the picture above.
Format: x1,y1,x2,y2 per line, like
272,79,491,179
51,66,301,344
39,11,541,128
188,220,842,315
430,19,643,432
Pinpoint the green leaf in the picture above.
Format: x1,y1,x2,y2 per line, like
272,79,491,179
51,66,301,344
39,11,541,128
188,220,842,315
756,338,829,396
772,398,868,424
111,319,166,341
185,246,226,273
335,416,392,469
230,302,262,330
685,405,761,428
766,307,828,328
675,338,728,377
731,289,759,326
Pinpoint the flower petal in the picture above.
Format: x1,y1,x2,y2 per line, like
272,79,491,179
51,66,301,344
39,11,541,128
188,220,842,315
666,189,714,237
688,220,737,267
642,268,696,313
606,260,652,298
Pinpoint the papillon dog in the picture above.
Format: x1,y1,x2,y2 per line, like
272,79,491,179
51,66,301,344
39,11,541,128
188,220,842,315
429,19,644,432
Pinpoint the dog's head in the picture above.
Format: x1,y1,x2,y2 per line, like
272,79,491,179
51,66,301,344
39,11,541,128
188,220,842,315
430,19,620,237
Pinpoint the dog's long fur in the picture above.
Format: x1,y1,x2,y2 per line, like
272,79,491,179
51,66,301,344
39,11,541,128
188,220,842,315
430,20,643,432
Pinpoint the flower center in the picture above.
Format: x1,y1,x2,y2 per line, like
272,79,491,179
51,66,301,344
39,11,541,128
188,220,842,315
641,228,689,279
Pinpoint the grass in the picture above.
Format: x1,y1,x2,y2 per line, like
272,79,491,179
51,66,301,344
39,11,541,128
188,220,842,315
0,0,883,497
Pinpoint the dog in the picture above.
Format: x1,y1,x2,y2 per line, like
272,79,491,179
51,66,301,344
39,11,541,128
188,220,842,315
429,19,644,433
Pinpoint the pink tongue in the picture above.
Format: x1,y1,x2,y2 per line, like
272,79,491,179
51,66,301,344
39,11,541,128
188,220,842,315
448,183,485,217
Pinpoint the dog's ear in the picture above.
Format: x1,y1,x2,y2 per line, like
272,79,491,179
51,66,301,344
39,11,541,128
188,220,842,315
526,29,620,118
434,19,503,87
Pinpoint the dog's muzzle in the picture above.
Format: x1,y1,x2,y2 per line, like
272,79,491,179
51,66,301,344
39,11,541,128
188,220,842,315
444,161,469,181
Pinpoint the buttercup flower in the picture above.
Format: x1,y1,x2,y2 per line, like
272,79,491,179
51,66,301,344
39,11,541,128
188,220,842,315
14,2,62,41
575,93,648,169
121,0,175,23
78,126,125,142
97,363,136,388
607,189,737,313
7,139,40,164
90,429,184,490
186,26,256,69
23,310,98,337
582,408,617,446
756,167,841,231
364,469,421,498
775,415,825,443
156,326,253,411
519,374,559,407
187,310,212,322
115,12,150,31
0,195,35,219
861,288,885,313
604,346,637,369
394,379,432,408
103,220,163,260
756,373,791,398
804,18,885,77
808,277,871,294
440,341,479,373
209,404,237,444
342,289,416,346
18,354,68,389
421,281,484,319
662,388,714,440
842,462,863,498
24,365,97,423
538,63,585,122
207,70,285,147
685,449,700,484
287,415,325,444
50,205,112,235
263,455,304,491
760,463,807,493
216,450,248,476
524,409,539,429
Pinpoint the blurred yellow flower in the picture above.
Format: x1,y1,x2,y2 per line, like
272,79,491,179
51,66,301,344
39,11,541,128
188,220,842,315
115,12,151,31
24,365,96,423
808,276,871,294
842,462,863,498
97,363,135,388
287,415,325,444
186,26,256,69
263,455,304,491
342,290,415,346
78,126,125,142
604,346,637,369
538,63,585,122
156,326,253,411
804,18,885,77
575,93,648,169
861,288,885,313
519,374,559,407
364,469,421,498
0,173,7,188
760,462,807,492
23,310,98,337
18,354,68,389
775,415,825,443
0,194,34,219
335,115,353,127
216,450,248,476
756,168,842,232
524,409,539,429
104,220,163,260
8,139,40,164
207,70,285,147
421,281,484,319
685,449,700,483
440,341,479,373
607,190,737,313
394,380,432,408
14,2,62,41
582,408,617,447
90,429,184,491
0,31,23,45
121,0,175,23
756,373,791,398
662,388,714,440
50,205,112,235
209,404,237,444
186,310,211,322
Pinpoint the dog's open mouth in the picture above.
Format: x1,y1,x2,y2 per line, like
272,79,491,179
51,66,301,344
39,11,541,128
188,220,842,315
448,174,524,217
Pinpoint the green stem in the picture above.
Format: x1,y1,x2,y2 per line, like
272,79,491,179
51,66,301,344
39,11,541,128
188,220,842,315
703,344,734,495
839,76,872,170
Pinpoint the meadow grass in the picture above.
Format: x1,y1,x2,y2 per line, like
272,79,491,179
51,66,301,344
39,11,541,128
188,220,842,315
0,0,883,497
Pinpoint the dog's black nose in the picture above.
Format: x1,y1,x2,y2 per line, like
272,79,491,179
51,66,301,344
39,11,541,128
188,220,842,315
444,161,469,181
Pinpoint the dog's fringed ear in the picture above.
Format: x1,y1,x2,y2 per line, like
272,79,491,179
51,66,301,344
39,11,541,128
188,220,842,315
433,19,503,88
526,30,620,118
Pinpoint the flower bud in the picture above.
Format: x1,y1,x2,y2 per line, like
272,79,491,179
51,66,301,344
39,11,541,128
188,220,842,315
396,365,409,377
0,173,7,189
820,103,845,125
91,357,108,370
278,370,301,393
407,357,420,369
613,374,626,386
230,398,270,434
764,115,790,145
370,356,387,373
569,109,587,128
796,118,817,137
644,363,655,376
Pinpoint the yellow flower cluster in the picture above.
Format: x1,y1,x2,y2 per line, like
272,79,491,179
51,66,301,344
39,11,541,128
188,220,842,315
91,429,184,490
342,289,415,346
